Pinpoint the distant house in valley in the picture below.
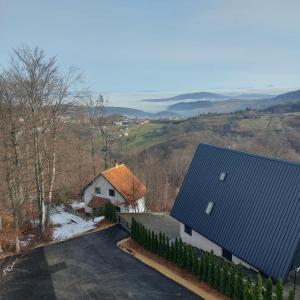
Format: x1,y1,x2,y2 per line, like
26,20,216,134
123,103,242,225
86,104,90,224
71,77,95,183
171,143,300,281
81,163,147,214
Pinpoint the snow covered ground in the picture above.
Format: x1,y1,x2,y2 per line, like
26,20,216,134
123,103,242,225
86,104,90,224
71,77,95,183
50,205,104,241
70,201,86,210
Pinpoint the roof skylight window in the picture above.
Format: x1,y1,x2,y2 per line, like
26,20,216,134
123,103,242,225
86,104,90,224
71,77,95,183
205,201,214,215
219,172,227,181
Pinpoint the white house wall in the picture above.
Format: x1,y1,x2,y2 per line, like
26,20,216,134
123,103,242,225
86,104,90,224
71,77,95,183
179,222,257,272
180,223,222,256
83,176,126,208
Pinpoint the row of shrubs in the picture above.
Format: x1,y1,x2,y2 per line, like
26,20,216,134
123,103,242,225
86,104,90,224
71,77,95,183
131,218,295,300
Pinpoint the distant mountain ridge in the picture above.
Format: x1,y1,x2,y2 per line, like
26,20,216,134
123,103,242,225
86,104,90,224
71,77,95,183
69,105,179,119
142,91,275,103
271,89,300,103
143,92,227,102
163,89,300,116
68,89,300,120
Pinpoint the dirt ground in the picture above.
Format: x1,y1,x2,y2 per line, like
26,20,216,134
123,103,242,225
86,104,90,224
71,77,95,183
118,237,229,300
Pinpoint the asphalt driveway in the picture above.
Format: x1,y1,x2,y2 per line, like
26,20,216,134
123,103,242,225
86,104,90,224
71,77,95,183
0,225,201,300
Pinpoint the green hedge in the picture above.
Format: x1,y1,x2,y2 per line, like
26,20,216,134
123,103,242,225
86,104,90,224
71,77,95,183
104,202,117,222
131,218,293,300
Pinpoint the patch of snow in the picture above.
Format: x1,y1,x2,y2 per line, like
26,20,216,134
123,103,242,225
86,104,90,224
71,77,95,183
3,259,18,276
50,205,104,241
70,201,86,210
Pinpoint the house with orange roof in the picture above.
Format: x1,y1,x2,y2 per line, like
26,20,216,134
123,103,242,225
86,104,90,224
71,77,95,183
81,163,147,213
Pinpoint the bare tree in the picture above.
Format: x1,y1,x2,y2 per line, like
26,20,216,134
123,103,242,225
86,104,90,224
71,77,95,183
85,95,103,176
0,72,27,252
7,46,79,240
84,94,112,172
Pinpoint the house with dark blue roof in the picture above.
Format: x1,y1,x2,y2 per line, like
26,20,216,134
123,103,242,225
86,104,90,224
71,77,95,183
170,143,300,281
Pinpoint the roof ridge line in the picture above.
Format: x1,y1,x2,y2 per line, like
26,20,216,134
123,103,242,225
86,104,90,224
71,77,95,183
200,143,300,168
101,163,126,174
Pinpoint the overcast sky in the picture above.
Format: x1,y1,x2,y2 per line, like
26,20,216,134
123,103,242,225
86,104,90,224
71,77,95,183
1,0,300,93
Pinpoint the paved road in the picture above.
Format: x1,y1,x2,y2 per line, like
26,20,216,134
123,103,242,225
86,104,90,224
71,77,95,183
0,225,201,300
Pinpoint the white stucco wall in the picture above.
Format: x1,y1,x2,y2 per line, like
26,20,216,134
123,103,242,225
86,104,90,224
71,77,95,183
180,223,222,256
232,255,258,271
180,222,257,271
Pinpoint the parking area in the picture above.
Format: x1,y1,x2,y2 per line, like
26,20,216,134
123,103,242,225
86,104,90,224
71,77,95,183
0,224,200,300
118,213,180,240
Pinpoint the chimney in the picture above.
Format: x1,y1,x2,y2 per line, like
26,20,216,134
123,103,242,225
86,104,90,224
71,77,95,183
114,159,119,168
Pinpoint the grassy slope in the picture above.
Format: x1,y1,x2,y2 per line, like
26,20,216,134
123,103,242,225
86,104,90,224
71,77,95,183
122,112,300,162
125,122,179,150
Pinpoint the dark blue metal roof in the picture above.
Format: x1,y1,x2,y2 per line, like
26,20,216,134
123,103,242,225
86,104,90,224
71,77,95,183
170,144,300,280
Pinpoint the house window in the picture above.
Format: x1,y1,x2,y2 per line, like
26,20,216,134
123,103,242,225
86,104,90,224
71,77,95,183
222,248,232,262
95,187,101,194
109,189,115,197
184,224,192,236
219,172,227,181
205,201,214,215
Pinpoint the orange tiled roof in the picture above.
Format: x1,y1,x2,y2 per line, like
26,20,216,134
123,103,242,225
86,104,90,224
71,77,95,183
101,164,147,204
88,196,110,208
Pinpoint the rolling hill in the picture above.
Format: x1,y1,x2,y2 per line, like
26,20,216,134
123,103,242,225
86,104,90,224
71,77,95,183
271,89,300,103
263,100,300,113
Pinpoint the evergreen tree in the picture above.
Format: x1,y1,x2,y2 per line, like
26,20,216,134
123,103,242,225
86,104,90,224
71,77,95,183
158,232,162,256
142,225,146,247
186,246,192,272
181,244,187,268
170,242,175,261
228,266,236,297
192,252,199,274
207,255,214,286
202,253,209,282
141,224,145,246
138,223,142,245
176,239,183,266
288,290,295,300
154,234,159,254
213,260,220,290
265,277,273,300
197,258,203,281
144,227,148,248
111,204,117,222
151,231,155,252
165,237,170,259
146,229,151,250
161,233,166,257
149,230,153,250
234,268,244,300
136,221,140,244
244,275,253,300
219,266,225,293
223,262,229,295
131,218,135,240
255,273,264,300
275,280,283,300
174,238,178,263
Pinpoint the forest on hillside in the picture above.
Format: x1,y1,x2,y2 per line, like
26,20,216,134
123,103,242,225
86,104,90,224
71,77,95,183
1,47,300,254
